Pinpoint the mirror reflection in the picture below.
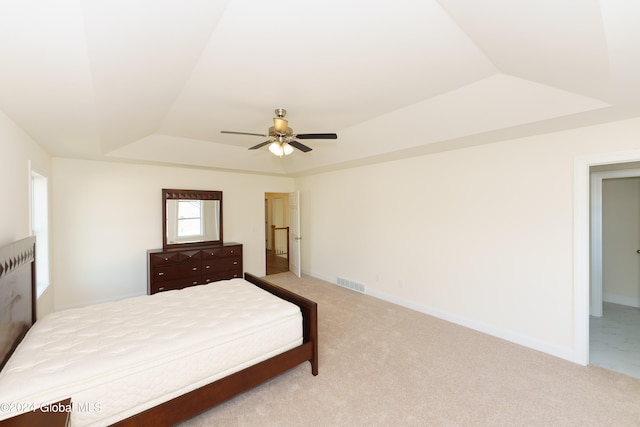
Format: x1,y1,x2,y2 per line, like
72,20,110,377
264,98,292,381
166,199,220,244
162,189,223,249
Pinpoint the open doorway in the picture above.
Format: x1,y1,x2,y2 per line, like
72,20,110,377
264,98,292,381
265,193,290,275
589,164,640,379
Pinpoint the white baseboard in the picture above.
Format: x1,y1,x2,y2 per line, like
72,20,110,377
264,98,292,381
306,271,579,364
603,292,640,308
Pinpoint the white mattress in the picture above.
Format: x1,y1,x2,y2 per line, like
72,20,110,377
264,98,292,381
0,278,303,426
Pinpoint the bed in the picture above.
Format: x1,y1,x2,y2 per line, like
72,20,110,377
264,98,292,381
0,236,318,426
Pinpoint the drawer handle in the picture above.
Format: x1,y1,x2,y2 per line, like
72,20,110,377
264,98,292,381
192,281,198,284
205,265,211,269
158,287,165,291
229,250,234,254
205,279,211,283
164,257,169,261
233,261,238,265
158,272,164,276
192,267,197,271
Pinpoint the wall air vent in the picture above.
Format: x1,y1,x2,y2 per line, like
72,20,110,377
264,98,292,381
336,277,366,293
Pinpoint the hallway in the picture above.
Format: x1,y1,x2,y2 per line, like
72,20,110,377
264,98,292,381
266,249,289,275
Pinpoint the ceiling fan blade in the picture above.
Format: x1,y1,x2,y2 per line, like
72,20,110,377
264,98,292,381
288,140,313,153
221,131,268,137
248,140,272,150
295,133,337,139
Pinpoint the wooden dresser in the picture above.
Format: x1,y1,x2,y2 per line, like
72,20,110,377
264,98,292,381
147,243,243,294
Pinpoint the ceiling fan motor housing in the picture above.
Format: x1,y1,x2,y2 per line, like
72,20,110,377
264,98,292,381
269,126,293,138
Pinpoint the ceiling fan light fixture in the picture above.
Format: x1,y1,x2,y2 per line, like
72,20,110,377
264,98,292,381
268,141,293,157
269,142,283,156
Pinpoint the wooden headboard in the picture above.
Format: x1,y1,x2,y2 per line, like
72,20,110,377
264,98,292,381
0,236,36,371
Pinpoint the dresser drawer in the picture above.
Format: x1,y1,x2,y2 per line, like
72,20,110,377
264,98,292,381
150,277,202,293
222,245,241,257
150,250,201,266
202,269,242,284
152,260,200,282
201,245,242,259
202,255,242,284
202,257,241,272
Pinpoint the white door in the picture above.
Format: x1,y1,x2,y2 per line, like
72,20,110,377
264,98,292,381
289,191,301,277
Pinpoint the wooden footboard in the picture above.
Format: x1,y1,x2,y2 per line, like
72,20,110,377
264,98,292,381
244,273,318,375
114,273,318,427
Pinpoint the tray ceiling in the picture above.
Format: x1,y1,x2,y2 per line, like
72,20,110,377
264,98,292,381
1,0,639,175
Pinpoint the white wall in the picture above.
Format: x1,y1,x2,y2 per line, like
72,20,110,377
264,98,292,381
602,177,640,307
0,110,54,317
52,159,294,309
7,103,640,364
297,116,640,363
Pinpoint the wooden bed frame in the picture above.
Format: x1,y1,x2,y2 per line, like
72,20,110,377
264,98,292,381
0,236,318,426
0,237,36,372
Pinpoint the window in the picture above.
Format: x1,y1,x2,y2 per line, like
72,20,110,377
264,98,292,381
31,171,49,297
177,200,203,237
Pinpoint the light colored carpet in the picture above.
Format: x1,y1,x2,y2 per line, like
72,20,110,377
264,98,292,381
179,273,640,427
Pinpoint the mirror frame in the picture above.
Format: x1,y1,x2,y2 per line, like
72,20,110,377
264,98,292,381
162,189,223,250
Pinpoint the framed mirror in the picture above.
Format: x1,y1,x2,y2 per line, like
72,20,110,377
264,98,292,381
162,189,223,250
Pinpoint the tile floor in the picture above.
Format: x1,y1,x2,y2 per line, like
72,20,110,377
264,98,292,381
590,302,640,379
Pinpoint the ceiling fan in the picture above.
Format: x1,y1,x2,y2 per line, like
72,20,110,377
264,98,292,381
220,108,337,156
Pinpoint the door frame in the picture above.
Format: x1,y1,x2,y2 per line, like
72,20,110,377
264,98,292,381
590,167,640,318
574,149,640,365
264,192,290,275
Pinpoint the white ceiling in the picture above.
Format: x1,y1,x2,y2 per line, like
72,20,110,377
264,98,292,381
2,0,640,176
